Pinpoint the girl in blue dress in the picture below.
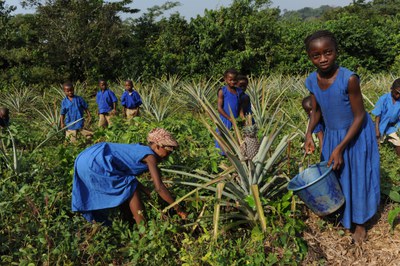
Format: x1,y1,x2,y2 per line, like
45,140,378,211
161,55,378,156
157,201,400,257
72,128,187,225
304,30,380,243
215,69,243,152
372,78,400,156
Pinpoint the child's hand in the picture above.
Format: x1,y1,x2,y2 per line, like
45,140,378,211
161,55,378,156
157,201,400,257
304,134,315,154
328,147,343,170
60,123,66,129
110,110,117,115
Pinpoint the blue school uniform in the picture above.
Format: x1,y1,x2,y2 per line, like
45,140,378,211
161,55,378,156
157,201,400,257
371,93,400,135
219,86,243,129
215,86,243,152
121,90,142,109
306,67,380,229
60,96,88,130
96,89,118,114
309,115,325,134
241,93,252,115
71,142,154,224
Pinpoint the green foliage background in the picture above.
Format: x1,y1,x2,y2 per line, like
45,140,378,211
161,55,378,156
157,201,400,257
1,0,400,85
1,0,400,264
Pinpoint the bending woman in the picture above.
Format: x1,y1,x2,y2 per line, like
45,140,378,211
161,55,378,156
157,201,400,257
72,128,187,225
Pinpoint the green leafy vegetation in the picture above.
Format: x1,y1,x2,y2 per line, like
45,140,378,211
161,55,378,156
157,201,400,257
1,0,400,264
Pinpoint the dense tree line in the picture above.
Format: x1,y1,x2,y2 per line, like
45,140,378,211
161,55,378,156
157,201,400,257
0,0,399,85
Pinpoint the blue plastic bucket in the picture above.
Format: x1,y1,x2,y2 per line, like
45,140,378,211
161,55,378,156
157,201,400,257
287,161,344,216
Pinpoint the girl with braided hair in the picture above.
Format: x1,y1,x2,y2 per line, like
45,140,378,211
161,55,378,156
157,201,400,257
72,128,187,226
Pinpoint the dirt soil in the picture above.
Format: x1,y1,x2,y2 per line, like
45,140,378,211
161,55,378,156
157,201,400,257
302,201,400,265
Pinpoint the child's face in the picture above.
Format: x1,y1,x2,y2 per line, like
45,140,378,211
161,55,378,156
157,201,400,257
391,88,400,100
64,86,74,97
124,81,133,92
224,73,237,88
237,79,248,91
307,38,337,73
99,81,107,90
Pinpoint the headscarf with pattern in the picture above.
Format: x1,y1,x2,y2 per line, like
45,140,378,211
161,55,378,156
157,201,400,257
147,128,178,151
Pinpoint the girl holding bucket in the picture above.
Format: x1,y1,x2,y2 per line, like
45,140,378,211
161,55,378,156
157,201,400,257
304,30,380,243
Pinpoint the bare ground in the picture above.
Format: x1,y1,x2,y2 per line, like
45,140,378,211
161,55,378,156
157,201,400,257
301,201,400,265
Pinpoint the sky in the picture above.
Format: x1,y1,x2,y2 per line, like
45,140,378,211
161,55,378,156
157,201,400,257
5,0,355,19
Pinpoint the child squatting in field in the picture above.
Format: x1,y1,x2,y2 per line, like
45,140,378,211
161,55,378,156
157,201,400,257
303,30,380,243
371,78,400,156
96,79,118,128
71,128,188,225
121,80,142,120
60,82,92,143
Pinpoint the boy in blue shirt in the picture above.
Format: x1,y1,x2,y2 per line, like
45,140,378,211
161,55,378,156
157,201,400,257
96,79,118,128
237,74,252,116
372,78,400,156
121,80,142,119
60,82,92,143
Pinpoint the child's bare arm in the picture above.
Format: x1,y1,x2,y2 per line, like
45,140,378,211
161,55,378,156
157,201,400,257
85,109,91,125
375,116,380,139
111,102,117,114
144,155,187,219
305,94,321,154
60,114,65,128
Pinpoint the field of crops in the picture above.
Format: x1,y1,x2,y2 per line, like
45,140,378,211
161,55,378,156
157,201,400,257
1,73,400,265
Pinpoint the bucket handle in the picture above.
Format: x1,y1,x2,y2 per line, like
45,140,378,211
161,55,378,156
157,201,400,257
299,152,310,172
316,164,322,176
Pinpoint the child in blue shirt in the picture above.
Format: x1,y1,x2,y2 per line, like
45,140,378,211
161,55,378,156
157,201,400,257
96,79,118,128
60,82,92,143
237,74,252,116
121,80,142,120
372,78,400,156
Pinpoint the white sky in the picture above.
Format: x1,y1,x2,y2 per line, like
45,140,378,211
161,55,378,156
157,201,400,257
5,0,354,18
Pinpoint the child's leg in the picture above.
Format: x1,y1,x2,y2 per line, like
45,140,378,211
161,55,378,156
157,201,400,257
387,132,400,156
98,114,108,128
105,114,113,126
80,129,93,139
353,223,367,243
66,130,78,143
128,190,145,225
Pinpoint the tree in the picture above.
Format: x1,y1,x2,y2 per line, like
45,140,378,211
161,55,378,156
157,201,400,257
23,0,138,81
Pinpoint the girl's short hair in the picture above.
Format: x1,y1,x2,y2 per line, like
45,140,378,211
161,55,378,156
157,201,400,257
223,68,239,78
304,30,338,52
237,74,248,82
391,78,400,91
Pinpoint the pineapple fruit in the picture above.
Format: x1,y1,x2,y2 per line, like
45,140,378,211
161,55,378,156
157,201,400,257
240,115,260,160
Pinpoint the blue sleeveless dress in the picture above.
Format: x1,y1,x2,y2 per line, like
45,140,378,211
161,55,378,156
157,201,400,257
215,86,243,152
219,86,243,129
306,67,380,229
72,142,154,224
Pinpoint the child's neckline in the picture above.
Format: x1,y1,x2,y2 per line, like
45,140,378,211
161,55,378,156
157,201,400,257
225,85,239,95
316,67,340,91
